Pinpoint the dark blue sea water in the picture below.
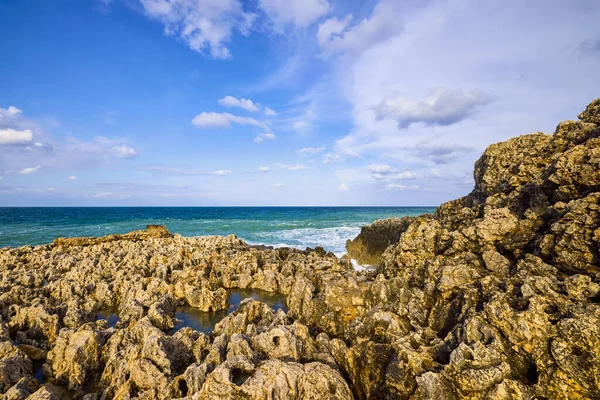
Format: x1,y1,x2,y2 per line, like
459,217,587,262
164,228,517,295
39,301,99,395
0,207,436,254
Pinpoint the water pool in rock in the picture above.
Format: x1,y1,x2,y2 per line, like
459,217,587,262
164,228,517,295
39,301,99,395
97,310,120,328
170,288,287,335
33,359,45,383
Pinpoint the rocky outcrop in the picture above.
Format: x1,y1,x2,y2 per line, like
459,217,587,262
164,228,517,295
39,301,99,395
0,99,599,399
52,224,172,247
346,216,419,265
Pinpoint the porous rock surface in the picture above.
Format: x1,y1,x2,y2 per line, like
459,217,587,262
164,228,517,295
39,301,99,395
0,99,599,399
346,217,419,265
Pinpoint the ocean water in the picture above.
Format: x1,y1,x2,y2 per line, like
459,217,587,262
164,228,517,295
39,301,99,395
0,207,436,254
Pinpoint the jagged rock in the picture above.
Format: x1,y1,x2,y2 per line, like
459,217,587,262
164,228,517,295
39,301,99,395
3,376,39,400
0,342,32,393
52,225,172,247
46,327,106,390
26,383,70,400
579,98,600,124
199,358,352,399
1,98,600,399
346,216,416,265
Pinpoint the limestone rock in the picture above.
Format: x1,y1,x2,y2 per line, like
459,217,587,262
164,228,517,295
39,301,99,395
578,97,600,124
0,98,599,400
346,216,416,265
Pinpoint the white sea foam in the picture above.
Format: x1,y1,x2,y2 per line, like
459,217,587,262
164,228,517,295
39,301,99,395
247,226,361,255
351,259,374,272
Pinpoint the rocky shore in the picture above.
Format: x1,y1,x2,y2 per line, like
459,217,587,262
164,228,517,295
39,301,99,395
0,99,599,399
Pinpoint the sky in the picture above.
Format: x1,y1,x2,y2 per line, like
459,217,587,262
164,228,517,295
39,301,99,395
0,0,599,206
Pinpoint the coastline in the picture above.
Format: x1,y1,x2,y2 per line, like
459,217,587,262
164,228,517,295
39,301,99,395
0,99,598,399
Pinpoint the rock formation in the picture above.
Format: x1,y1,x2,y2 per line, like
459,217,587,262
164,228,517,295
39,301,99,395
0,98,599,399
346,217,420,265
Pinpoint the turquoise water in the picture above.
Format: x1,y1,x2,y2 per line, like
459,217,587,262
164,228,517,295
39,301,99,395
0,207,435,254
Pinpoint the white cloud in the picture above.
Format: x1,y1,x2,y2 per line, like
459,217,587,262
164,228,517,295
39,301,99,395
264,107,277,117
111,145,138,158
374,89,494,128
287,164,310,170
20,165,41,175
259,0,330,29
317,15,351,46
218,96,261,112
68,176,77,181
367,164,392,173
375,171,418,180
385,183,420,190
317,1,403,56
367,164,418,181
212,169,232,176
138,0,255,59
338,183,349,192
0,128,33,145
258,166,270,172
0,106,22,123
413,142,474,164
326,0,600,207
0,176,4,180
273,183,285,187
253,132,276,143
322,152,343,164
297,146,325,156
192,112,272,136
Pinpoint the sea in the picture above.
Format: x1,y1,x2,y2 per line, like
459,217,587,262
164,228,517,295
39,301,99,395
0,207,436,255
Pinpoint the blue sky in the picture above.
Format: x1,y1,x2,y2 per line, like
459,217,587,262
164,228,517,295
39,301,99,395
1,0,599,206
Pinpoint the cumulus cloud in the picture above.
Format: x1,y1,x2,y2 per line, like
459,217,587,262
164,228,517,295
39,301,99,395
297,146,325,156
212,169,232,176
338,183,349,192
323,0,600,205
217,96,277,116
367,164,393,174
111,145,138,158
20,165,41,175
385,183,419,190
218,96,260,112
413,142,475,164
0,128,33,145
138,0,255,59
253,132,276,143
317,15,351,46
259,0,330,29
264,107,277,117
322,152,343,164
191,112,272,135
374,89,495,129
0,106,22,123
367,164,417,181
65,137,139,161
257,166,270,172
67,176,77,181
317,1,403,56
